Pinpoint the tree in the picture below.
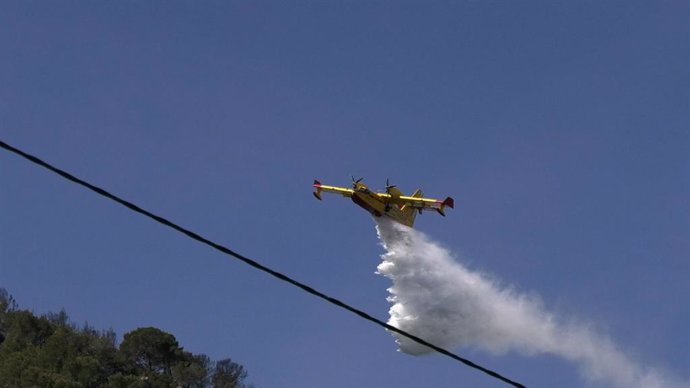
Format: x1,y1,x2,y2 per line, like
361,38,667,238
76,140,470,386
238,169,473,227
120,327,181,375
212,358,248,388
0,289,252,387
1,310,55,351
0,288,18,313
0,288,18,345
171,353,210,388
118,327,216,387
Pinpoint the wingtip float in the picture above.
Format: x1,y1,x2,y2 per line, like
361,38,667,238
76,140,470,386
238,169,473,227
313,178,454,227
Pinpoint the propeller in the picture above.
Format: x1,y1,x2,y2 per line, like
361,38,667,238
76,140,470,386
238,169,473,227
383,178,398,212
385,178,397,193
352,176,363,188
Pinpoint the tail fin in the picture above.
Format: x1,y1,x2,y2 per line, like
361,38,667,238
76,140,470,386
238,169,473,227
312,179,323,200
436,197,455,216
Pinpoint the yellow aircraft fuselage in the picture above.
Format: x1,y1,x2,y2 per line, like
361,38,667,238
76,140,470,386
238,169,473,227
312,179,454,227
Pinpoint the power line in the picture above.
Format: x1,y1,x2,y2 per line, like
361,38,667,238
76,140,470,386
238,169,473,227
0,139,526,388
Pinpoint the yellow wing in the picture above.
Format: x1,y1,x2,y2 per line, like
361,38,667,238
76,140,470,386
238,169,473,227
312,180,353,200
375,189,455,216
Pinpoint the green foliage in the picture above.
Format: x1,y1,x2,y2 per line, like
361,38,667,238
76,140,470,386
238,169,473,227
172,353,211,388
212,359,248,388
0,288,250,387
2,310,55,351
0,288,18,314
120,327,181,374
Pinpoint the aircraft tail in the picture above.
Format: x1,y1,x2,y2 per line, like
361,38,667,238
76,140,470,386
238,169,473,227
436,196,454,216
312,179,323,200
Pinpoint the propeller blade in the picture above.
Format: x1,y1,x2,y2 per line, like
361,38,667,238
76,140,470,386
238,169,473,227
385,178,396,192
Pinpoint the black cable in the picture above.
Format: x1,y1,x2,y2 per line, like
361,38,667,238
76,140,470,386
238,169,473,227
0,140,526,388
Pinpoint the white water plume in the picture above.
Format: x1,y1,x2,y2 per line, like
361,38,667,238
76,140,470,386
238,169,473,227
375,219,684,388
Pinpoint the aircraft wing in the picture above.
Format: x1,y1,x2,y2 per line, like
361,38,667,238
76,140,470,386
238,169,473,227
393,194,455,216
312,180,354,200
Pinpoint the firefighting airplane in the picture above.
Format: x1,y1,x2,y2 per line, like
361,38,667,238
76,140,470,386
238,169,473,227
312,177,454,227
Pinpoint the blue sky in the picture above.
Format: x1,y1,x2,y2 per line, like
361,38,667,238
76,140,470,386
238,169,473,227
1,2,688,387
